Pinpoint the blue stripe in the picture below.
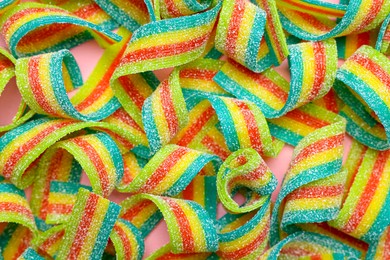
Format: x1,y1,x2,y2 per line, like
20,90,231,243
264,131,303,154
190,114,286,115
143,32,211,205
245,9,266,72
50,181,91,194
142,97,162,154
268,122,303,146
0,183,25,197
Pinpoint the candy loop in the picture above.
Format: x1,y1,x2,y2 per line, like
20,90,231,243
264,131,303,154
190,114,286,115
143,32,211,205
109,219,144,260
215,0,289,72
117,144,221,197
217,198,271,259
0,2,122,57
56,188,121,260
0,117,147,188
261,231,361,260
328,140,390,245
334,45,390,150
270,118,346,245
214,39,338,118
217,148,276,213
278,0,390,41
120,194,218,254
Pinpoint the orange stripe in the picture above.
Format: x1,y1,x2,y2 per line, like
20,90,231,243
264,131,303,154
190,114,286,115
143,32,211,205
287,184,344,200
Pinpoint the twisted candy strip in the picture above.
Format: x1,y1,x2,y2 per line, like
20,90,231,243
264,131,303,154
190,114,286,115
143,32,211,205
110,1,221,96
45,182,92,224
215,0,288,73
0,2,121,57
120,194,218,254
270,118,346,244
216,198,271,259
334,45,390,150
376,13,390,55
0,183,36,259
261,231,361,260
214,39,337,119
217,148,277,213
94,0,150,32
278,0,390,40
117,144,220,197
15,29,132,122
31,225,65,259
0,48,34,133
109,219,144,260
56,188,121,260
0,117,144,188
40,0,117,30
142,71,188,154
329,141,390,245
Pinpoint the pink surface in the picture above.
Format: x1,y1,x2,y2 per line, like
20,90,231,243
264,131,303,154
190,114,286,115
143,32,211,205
0,11,351,257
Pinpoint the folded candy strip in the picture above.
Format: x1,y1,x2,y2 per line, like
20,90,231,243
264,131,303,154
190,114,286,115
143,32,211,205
0,0,390,258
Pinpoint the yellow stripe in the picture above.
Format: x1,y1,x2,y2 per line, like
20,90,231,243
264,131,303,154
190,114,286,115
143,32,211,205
78,87,115,114
268,116,316,136
298,43,316,104
285,195,341,211
152,90,171,143
130,204,159,229
235,5,256,62
48,193,76,205
216,0,235,50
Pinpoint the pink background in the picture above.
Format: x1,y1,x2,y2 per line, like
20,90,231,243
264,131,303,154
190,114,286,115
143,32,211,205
0,0,351,256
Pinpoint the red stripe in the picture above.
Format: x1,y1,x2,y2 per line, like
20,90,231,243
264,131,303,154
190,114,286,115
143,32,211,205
67,194,99,259
3,121,74,178
47,203,74,215
384,29,390,41
235,163,268,181
121,200,154,221
75,36,130,111
179,68,216,81
287,184,344,200
307,42,326,101
121,158,134,186
233,100,263,154
139,147,188,193
231,60,288,102
356,31,370,48
165,199,195,252
72,137,111,197
225,0,246,58
28,57,59,116
111,109,143,132
118,76,147,110
113,224,133,259
164,0,183,17
176,106,215,146
0,202,34,220
14,228,33,260
219,219,270,259
343,150,390,233
0,58,14,71
292,134,344,165
121,34,209,63
201,135,230,160
351,53,390,89
322,89,338,113
159,80,179,137
284,109,330,129
181,179,195,200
